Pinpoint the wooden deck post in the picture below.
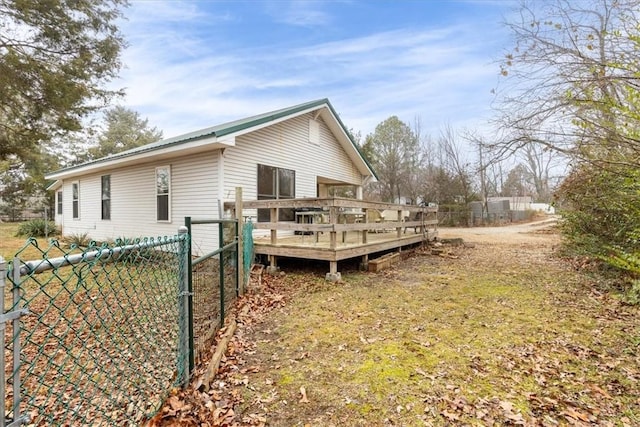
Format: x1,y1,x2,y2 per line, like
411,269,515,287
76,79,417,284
270,207,277,244
267,255,279,274
396,209,402,238
329,206,337,250
266,207,279,274
326,205,341,281
362,208,368,244
326,260,341,282
361,254,369,271
235,187,244,294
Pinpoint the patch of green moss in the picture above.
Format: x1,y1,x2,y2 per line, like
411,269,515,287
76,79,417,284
241,248,639,426
347,341,446,400
277,371,296,386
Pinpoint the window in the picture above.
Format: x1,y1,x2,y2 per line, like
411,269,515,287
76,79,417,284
257,164,295,222
72,182,79,219
156,166,171,221
101,175,111,220
57,191,63,215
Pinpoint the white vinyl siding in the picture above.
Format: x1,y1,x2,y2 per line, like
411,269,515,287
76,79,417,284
221,113,362,237
224,112,362,205
58,151,219,254
55,109,366,253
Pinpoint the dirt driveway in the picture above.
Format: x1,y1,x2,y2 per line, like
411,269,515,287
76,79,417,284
157,217,639,427
437,216,561,244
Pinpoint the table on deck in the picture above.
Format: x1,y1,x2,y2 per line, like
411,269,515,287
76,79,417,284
295,210,326,241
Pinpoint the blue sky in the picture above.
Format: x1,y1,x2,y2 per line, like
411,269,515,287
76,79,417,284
114,0,516,141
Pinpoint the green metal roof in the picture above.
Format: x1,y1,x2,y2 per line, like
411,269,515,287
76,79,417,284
47,98,378,179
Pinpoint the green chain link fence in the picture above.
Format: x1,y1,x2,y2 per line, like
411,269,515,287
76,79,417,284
187,218,240,365
2,231,191,426
2,218,242,426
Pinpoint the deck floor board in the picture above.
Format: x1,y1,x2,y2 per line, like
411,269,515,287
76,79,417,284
254,229,436,261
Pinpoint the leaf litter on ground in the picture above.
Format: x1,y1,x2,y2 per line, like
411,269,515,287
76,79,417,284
149,224,639,426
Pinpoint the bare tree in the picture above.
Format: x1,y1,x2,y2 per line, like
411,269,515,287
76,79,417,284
519,142,559,202
438,124,477,205
494,0,640,169
402,116,432,204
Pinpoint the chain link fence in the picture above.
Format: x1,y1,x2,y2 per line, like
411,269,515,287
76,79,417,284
188,218,241,365
2,231,193,426
438,204,538,227
1,216,246,426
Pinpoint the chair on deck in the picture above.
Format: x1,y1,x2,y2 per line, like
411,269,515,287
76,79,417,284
367,209,383,233
403,211,424,234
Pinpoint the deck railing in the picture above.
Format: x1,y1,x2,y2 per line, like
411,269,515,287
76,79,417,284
225,197,438,248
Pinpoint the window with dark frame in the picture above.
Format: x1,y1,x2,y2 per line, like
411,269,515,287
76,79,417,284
101,175,111,220
72,182,79,219
257,164,295,222
156,166,170,221
57,191,63,215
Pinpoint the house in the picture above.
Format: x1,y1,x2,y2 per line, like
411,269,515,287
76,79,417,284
45,99,377,254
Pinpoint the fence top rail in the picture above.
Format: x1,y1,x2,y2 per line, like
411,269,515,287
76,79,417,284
192,240,238,267
7,234,188,278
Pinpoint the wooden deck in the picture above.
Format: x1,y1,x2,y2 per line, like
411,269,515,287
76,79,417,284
226,197,438,280
253,227,435,261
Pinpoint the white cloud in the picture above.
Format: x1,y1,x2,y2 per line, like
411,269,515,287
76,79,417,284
264,0,333,27
112,1,509,141
123,1,221,26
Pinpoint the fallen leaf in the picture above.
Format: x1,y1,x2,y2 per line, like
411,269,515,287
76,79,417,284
499,400,514,413
562,407,590,422
590,384,612,399
299,386,310,403
441,409,459,421
167,396,184,412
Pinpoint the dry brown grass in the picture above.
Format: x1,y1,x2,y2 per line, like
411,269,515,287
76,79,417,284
226,222,639,426
0,221,65,261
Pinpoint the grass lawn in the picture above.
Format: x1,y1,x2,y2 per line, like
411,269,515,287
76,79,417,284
0,221,60,261
221,229,640,426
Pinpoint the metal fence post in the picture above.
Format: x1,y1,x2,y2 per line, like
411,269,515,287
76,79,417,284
235,187,244,295
235,220,240,297
219,222,225,325
177,226,191,386
12,258,23,425
1,256,6,427
184,218,194,375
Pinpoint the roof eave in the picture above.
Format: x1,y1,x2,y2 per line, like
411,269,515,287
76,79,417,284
46,136,233,180
46,180,62,191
